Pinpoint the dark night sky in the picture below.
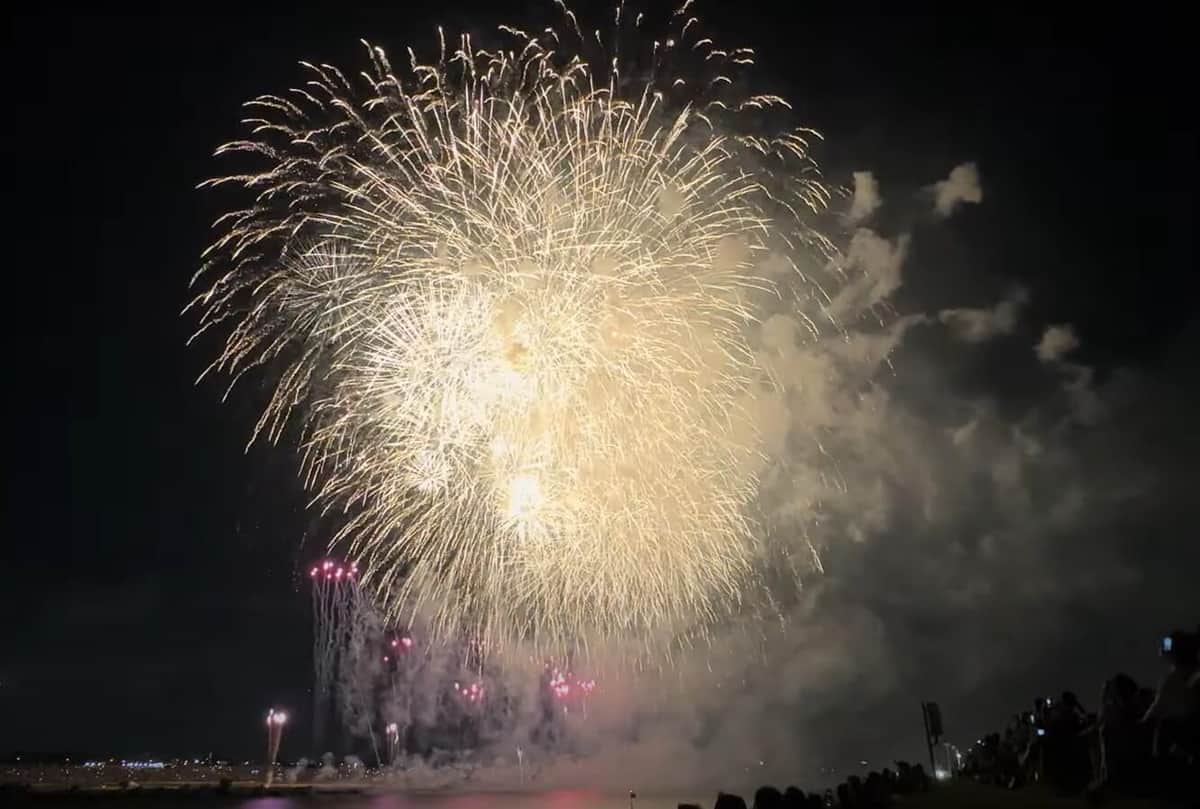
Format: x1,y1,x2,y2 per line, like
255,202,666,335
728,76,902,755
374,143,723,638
3,0,1196,770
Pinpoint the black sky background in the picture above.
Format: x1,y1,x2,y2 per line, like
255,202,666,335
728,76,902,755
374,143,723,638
3,1,1196,766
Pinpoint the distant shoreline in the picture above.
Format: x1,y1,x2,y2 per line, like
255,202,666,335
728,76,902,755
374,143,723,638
1,781,369,801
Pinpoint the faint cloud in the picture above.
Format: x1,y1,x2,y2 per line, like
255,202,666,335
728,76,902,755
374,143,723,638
939,287,1028,342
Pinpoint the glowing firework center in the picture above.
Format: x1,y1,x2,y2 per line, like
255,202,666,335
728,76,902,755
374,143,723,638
194,12,838,653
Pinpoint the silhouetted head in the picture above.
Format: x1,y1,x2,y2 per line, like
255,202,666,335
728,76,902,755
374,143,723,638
782,786,805,808
714,792,748,809
1112,672,1137,701
753,785,783,809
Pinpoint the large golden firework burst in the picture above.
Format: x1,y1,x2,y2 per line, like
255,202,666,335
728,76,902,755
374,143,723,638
190,1,844,655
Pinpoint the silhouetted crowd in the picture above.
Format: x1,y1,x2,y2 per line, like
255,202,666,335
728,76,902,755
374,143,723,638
961,626,1200,803
678,761,932,809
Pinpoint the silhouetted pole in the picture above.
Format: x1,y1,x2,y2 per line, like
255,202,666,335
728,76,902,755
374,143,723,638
920,702,936,774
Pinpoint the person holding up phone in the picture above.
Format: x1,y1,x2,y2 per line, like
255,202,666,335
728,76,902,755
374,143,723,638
1142,630,1199,757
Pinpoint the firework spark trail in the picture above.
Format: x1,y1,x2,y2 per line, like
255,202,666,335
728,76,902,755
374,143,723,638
310,560,359,748
338,586,388,766
192,3,855,656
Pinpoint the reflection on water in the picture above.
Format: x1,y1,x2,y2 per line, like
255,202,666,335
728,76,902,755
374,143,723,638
241,793,701,809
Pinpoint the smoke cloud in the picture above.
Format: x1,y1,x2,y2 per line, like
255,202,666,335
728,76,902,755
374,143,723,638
847,171,881,223
310,156,1197,796
1036,324,1081,362
939,287,1028,342
934,162,983,216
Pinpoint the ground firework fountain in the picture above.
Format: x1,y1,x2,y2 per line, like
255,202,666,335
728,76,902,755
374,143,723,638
264,709,287,787
385,722,400,767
